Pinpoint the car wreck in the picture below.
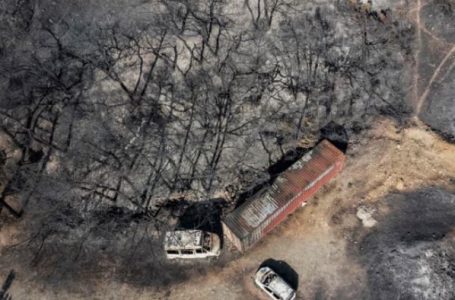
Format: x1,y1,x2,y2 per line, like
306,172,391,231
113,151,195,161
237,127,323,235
255,266,296,300
164,230,221,259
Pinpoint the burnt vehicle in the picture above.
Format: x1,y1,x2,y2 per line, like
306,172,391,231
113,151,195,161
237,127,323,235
255,266,296,300
164,230,221,259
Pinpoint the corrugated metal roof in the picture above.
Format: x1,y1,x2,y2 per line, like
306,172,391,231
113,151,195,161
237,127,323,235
223,140,345,239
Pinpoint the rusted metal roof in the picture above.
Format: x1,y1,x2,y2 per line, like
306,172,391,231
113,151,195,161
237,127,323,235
223,140,345,242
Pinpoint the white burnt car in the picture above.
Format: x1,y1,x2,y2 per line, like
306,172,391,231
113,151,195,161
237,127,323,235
164,230,221,259
255,266,296,300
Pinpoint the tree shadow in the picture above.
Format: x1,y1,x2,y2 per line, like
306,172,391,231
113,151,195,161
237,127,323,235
234,178,271,209
319,121,348,153
176,198,228,246
235,122,348,210
259,259,299,290
267,147,309,178
0,270,15,300
235,146,310,209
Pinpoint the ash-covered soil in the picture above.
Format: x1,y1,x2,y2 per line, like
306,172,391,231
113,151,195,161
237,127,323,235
419,66,455,141
415,0,455,140
421,0,455,43
0,203,233,295
355,188,455,300
0,0,455,298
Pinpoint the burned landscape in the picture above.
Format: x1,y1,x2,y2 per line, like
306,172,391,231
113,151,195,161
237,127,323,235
0,0,454,299
356,188,455,300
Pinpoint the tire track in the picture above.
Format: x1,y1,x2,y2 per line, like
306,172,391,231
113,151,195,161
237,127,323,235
416,46,455,116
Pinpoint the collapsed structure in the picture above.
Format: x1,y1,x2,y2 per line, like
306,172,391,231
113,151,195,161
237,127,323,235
222,140,346,252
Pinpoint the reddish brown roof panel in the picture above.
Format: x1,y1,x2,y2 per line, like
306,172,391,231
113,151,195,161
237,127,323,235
223,140,345,241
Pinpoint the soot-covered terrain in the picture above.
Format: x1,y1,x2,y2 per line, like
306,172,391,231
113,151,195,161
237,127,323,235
356,188,455,299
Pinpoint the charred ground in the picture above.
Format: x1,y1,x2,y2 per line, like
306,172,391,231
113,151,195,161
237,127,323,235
0,0,454,299
354,187,455,299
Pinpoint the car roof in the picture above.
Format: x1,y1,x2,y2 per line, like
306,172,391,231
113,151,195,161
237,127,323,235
268,275,294,299
258,267,295,299
164,230,203,250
